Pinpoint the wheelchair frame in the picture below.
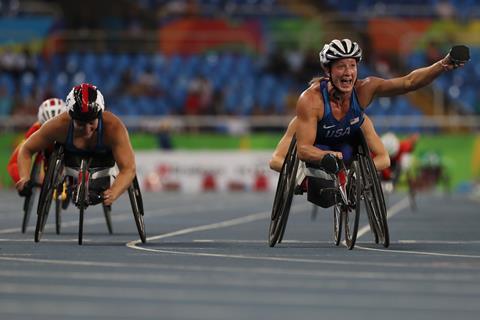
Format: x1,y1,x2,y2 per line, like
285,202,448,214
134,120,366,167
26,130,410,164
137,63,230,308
268,133,389,250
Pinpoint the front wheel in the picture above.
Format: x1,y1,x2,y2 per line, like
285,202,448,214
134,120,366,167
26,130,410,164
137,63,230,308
128,176,146,243
344,160,361,250
35,146,64,242
333,204,343,246
268,137,298,247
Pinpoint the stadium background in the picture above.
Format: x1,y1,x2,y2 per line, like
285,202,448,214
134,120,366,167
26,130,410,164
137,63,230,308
0,0,479,192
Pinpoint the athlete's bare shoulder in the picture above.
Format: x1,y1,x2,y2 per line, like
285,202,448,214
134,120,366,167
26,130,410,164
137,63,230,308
38,112,70,143
297,80,324,119
102,111,129,144
354,77,384,108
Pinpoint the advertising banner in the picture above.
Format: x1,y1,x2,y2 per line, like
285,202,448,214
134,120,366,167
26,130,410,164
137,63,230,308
135,150,278,193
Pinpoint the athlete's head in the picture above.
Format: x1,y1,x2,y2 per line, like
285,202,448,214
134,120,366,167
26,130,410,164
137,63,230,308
381,132,400,158
319,39,362,93
66,83,105,122
37,98,66,124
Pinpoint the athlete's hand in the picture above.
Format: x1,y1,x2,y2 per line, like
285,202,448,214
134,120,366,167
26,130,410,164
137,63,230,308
326,151,343,160
16,178,32,197
441,45,470,70
320,152,343,174
103,188,118,206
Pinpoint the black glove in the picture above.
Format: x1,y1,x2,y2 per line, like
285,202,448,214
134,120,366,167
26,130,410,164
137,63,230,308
18,180,34,197
320,153,340,174
448,45,470,66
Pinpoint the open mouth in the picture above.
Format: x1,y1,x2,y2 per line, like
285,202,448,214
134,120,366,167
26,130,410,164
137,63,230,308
340,79,353,86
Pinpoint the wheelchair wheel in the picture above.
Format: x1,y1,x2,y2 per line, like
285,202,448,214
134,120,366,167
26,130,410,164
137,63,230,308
55,197,61,234
358,146,390,248
344,160,361,250
35,145,64,242
268,136,298,247
333,204,343,246
22,153,41,233
128,176,146,243
364,196,380,244
103,204,113,234
76,159,92,245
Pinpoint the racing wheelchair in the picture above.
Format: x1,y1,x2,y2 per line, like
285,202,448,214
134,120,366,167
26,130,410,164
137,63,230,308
34,143,146,245
268,133,389,250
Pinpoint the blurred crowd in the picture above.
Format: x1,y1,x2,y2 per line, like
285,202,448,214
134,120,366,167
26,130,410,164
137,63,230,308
0,0,479,122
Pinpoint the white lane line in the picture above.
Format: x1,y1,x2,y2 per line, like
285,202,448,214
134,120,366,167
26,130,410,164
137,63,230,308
0,199,250,235
128,196,480,261
127,202,310,248
356,245,480,259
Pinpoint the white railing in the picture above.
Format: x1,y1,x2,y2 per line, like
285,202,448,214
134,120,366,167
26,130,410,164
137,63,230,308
2,115,479,133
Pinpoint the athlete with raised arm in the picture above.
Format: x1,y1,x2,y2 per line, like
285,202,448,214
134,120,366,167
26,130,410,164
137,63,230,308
296,39,466,168
273,39,467,208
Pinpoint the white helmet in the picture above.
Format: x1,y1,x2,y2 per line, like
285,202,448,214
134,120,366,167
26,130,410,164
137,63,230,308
37,98,67,124
381,132,400,157
319,39,362,70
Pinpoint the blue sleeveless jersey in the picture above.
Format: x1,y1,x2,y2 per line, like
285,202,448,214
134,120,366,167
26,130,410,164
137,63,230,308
64,114,115,167
315,80,365,147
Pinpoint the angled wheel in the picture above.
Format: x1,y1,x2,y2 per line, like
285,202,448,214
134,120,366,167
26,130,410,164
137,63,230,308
358,143,390,248
22,153,41,233
344,160,361,250
76,158,89,245
364,198,380,244
35,145,64,242
128,175,146,243
103,204,113,234
268,136,299,247
333,204,343,246
55,197,61,234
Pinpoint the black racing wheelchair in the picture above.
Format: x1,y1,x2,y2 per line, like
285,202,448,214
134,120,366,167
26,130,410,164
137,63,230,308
268,133,389,250
34,143,146,245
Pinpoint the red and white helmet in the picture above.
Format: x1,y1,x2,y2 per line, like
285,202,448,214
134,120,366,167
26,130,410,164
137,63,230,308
66,83,105,121
381,132,400,157
37,98,67,124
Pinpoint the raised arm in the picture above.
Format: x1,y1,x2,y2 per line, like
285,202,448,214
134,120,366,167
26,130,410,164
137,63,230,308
362,50,465,98
103,115,136,206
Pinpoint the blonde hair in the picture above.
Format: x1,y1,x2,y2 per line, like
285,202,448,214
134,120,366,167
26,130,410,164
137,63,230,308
308,76,329,86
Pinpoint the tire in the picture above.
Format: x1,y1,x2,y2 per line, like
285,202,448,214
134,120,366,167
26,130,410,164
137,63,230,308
364,198,380,244
344,160,361,250
268,136,299,247
22,154,41,233
103,204,113,234
77,159,88,245
78,207,84,245
35,146,64,242
333,204,343,246
128,176,146,243
55,197,61,235
358,144,390,248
